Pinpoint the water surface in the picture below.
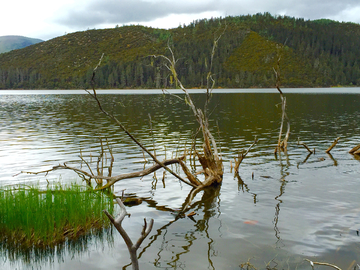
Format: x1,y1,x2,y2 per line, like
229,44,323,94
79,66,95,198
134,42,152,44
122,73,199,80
0,88,360,269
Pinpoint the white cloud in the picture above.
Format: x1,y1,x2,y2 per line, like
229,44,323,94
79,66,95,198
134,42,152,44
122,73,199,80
1,0,360,40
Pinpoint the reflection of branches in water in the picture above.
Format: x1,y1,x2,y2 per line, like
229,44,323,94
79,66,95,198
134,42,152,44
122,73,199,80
136,186,221,269
297,151,339,168
326,152,338,166
274,180,286,248
273,152,290,248
235,173,258,204
297,152,313,168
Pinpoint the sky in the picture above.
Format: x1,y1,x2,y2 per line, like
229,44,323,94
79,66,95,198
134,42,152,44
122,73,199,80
2,0,360,41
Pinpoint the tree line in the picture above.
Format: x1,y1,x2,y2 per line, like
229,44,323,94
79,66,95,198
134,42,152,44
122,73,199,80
1,13,360,89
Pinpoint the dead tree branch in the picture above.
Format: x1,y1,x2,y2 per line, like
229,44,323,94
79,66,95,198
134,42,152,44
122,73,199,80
273,46,290,154
297,137,314,154
84,54,201,188
349,144,360,154
21,155,197,190
325,137,340,153
305,259,342,270
103,198,153,270
234,137,258,173
149,32,224,188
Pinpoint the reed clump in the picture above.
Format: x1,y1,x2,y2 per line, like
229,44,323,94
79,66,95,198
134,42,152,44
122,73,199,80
0,183,114,249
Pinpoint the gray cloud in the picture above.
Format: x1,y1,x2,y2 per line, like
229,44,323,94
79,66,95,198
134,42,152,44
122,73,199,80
56,0,218,28
55,0,360,29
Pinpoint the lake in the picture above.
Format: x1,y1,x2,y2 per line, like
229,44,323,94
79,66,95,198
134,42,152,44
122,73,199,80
1,88,360,269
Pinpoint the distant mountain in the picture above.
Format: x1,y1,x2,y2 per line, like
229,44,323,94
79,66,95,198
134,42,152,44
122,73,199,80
0,36,43,54
0,13,360,89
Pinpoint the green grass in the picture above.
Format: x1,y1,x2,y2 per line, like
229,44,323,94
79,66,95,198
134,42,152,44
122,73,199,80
0,183,114,249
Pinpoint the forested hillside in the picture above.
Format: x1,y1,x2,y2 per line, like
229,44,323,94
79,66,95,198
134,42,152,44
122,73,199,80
1,13,359,89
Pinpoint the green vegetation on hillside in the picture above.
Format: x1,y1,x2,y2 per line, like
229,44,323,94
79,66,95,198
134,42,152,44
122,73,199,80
0,13,359,89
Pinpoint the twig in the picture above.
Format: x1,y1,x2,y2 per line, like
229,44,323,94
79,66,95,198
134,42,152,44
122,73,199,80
297,137,314,154
234,137,258,173
325,137,340,153
304,259,342,270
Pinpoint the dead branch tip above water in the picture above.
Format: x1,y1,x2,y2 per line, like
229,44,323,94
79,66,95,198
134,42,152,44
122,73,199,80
325,137,340,153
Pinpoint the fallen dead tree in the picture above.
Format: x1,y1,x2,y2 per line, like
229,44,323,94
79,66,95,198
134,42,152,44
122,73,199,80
21,28,226,206
20,34,226,269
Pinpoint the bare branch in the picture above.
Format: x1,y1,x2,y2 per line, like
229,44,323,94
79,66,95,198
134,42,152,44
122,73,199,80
349,144,360,154
297,137,314,154
304,259,342,270
104,198,154,270
273,48,290,154
234,137,258,173
21,156,195,190
87,56,196,188
325,137,340,153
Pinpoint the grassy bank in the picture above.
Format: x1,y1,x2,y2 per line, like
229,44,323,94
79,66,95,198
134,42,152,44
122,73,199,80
0,183,114,249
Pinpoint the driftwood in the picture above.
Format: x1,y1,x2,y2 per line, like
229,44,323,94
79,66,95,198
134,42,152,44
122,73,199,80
325,137,340,153
103,198,153,270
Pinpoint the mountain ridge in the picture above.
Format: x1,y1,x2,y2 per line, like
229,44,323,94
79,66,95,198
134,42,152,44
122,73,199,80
0,13,359,89
0,35,43,54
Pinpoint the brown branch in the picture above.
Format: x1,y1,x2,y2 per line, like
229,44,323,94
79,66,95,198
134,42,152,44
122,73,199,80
104,198,153,270
325,137,340,153
21,157,195,190
274,45,290,154
297,138,314,154
305,259,342,270
150,40,224,187
234,137,258,173
105,138,114,177
87,56,196,188
349,144,360,154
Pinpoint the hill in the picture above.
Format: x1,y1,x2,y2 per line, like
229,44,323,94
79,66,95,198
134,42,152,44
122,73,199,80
0,13,359,89
0,36,43,54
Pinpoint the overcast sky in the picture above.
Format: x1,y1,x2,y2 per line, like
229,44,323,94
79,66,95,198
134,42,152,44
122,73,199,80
2,0,360,41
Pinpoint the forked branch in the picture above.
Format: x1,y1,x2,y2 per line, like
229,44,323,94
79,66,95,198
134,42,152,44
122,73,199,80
103,198,154,270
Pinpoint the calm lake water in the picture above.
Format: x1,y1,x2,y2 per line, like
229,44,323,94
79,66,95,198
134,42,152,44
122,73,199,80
1,88,360,269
